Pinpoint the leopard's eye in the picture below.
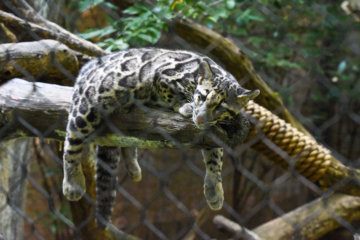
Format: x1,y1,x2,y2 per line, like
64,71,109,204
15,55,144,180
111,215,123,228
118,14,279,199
199,94,206,101
219,102,238,115
195,94,206,104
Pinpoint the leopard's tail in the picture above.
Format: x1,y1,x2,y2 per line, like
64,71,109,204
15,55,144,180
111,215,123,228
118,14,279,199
95,146,121,228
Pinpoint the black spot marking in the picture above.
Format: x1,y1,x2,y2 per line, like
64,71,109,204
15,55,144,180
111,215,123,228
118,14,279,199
81,129,89,134
124,51,134,57
85,86,96,100
183,73,193,80
79,86,84,95
174,63,185,72
74,97,80,106
75,116,87,129
139,62,152,82
178,92,187,101
86,108,97,122
141,51,157,62
159,81,168,88
206,160,218,166
72,89,79,100
211,67,222,75
162,69,176,76
72,108,78,117
67,149,83,155
69,120,77,131
96,184,109,192
86,68,97,80
99,72,115,93
121,58,137,72
118,73,136,88
68,138,83,145
79,99,89,114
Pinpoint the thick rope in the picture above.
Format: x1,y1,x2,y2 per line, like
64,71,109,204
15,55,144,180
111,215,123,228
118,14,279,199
244,101,360,196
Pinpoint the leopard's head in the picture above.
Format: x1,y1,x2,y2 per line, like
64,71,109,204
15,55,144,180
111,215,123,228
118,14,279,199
193,61,260,129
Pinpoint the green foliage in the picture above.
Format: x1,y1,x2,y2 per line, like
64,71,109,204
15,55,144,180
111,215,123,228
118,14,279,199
74,0,359,117
76,0,116,12
75,1,173,52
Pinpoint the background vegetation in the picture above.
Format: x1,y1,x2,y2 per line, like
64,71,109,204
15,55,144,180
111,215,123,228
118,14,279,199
0,0,359,239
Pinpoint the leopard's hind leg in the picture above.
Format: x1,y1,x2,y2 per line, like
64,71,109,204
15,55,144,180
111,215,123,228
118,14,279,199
95,146,121,227
202,148,224,210
95,147,142,228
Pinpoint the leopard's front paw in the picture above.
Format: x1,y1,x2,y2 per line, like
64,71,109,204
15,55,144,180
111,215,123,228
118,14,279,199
178,103,193,118
204,174,224,210
128,164,142,182
62,165,86,201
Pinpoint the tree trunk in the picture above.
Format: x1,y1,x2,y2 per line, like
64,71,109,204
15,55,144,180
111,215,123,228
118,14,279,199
0,139,31,240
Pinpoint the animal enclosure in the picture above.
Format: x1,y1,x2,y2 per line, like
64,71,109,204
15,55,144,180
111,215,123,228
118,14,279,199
0,1,359,240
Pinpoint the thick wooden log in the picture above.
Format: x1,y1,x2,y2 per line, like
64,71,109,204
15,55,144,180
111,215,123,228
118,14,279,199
0,40,79,84
214,194,360,240
0,78,235,148
253,194,360,240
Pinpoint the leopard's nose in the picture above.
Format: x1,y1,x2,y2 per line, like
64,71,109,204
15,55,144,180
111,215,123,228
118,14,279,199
195,115,206,125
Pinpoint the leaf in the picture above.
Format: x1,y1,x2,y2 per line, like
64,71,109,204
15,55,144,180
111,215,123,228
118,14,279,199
103,2,117,10
123,5,145,15
78,0,105,12
170,0,184,10
337,60,347,74
275,59,301,69
78,26,116,40
137,33,157,44
225,0,236,9
97,38,129,52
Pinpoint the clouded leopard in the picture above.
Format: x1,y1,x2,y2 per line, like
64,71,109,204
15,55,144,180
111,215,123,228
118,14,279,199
63,48,260,227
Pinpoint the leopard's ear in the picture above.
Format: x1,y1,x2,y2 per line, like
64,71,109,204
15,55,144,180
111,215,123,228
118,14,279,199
197,60,213,84
237,89,260,105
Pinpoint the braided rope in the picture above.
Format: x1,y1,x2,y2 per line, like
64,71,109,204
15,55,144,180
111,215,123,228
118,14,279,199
244,101,360,195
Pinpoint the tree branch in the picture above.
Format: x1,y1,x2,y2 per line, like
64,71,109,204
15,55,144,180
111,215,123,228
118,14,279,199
215,194,360,240
252,194,360,240
0,78,235,148
0,10,104,56
0,22,17,42
213,215,262,240
0,40,79,84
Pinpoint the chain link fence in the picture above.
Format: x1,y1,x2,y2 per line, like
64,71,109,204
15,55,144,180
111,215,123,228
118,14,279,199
0,1,359,239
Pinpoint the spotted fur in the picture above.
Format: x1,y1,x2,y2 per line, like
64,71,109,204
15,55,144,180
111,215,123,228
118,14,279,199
63,48,259,227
